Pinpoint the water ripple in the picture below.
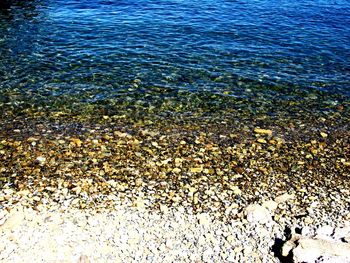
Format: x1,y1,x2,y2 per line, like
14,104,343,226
0,0,349,103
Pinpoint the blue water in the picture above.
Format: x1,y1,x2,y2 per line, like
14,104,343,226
0,0,349,114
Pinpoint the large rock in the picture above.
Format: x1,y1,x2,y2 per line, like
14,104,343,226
281,232,350,262
293,237,350,262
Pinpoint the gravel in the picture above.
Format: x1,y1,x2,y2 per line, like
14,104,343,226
1,197,349,263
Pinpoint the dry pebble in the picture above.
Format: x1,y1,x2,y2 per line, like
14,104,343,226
0,200,349,262
0,205,279,263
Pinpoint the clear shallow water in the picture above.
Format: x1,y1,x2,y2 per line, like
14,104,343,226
0,0,349,116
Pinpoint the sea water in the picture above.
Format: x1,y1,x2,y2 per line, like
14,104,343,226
0,0,349,119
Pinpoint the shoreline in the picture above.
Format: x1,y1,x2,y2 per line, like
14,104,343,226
1,112,349,217
1,101,350,262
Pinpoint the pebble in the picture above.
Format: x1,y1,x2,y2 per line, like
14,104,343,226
262,200,278,211
226,235,235,243
197,213,211,225
320,132,328,138
254,128,273,136
232,186,242,195
35,156,46,165
257,138,267,144
275,193,295,203
245,204,272,224
304,216,314,225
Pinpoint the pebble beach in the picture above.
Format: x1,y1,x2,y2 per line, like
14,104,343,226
1,106,350,262
1,0,350,262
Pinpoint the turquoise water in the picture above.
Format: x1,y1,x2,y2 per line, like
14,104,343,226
0,0,349,118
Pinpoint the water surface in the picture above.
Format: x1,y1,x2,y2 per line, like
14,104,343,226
0,0,349,119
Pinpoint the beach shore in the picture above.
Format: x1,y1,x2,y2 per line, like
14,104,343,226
1,110,350,262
